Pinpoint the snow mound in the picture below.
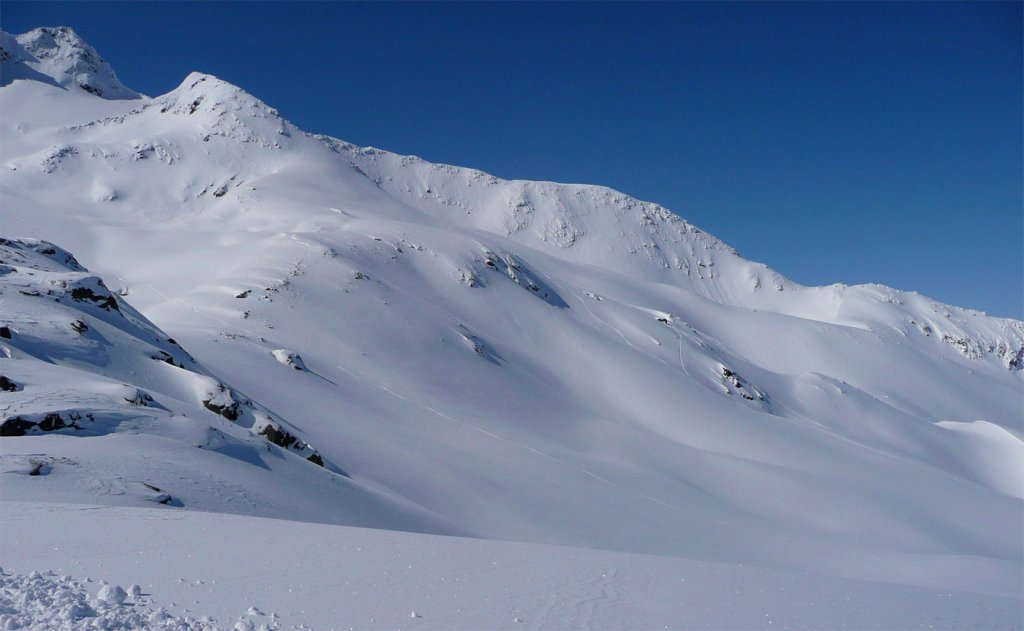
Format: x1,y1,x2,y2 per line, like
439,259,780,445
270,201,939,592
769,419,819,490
95,583,127,606
0,568,219,630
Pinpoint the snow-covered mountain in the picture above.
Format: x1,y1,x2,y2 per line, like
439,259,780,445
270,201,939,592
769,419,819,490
0,27,140,99
1,27,1021,626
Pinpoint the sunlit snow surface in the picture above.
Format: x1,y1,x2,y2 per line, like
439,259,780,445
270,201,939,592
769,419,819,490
1,26,1022,629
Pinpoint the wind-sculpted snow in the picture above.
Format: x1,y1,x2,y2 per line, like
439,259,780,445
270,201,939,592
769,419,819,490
0,27,1021,619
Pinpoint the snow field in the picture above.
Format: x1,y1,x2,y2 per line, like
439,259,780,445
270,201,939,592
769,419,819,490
2,502,1021,631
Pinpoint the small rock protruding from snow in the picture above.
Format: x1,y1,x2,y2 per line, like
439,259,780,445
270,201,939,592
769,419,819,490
272,349,306,371
202,383,241,421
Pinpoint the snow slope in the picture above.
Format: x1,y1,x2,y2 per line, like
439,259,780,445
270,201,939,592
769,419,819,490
1,26,1022,626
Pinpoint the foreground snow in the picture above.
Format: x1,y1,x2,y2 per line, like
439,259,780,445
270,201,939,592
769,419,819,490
0,568,223,630
2,502,1020,631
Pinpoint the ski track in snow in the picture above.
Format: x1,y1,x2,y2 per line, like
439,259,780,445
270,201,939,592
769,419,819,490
138,282,245,334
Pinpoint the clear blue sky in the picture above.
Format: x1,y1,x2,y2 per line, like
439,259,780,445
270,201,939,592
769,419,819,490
4,2,1021,317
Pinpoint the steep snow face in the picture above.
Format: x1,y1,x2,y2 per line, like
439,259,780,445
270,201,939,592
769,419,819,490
1,27,141,99
1,28,1022,597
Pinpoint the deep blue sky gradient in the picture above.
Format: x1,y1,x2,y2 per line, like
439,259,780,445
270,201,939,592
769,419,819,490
4,2,1021,317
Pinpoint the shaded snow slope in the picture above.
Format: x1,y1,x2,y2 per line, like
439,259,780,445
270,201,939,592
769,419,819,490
0,238,462,535
0,27,1021,601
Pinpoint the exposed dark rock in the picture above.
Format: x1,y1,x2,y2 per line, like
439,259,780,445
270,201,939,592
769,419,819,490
0,375,20,392
70,319,88,333
479,251,568,308
1,411,88,435
23,459,53,476
0,326,11,339
259,424,296,449
38,412,68,432
152,351,184,368
124,389,154,406
142,482,174,505
259,424,325,468
0,416,34,436
720,366,766,402
1010,347,1024,371
203,399,239,421
203,385,240,421
70,286,119,311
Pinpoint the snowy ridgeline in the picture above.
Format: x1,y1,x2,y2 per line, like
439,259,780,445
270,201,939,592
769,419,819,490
0,25,1022,631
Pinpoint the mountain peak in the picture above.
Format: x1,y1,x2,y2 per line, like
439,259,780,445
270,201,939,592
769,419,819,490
169,71,272,108
148,71,293,147
3,26,141,99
